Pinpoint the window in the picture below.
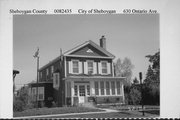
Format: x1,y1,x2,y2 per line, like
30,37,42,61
106,81,110,95
87,61,93,74
72,61,79,73
32,88,36,101
111,81,115,95
79,85,85,96
46,68,49,79
51,66,54,78
100,81,105,95
87,85,90,96
74,85,77,96
39,72,42,79
38,87,44,100
117,81,120,95
53,73,59,89
55,74,58,85
101,62,107,74
95,82,99,95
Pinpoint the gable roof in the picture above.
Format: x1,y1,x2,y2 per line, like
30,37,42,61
63,40,115,58
39,40,115,71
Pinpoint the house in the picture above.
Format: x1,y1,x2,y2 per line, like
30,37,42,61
28,36,125,107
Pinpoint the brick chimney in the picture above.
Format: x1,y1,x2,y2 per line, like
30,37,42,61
100,35,106,49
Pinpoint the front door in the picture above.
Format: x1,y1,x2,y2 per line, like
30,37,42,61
79,85,85,103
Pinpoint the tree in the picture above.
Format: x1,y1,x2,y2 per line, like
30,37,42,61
145,50,160,83
144,65,156,84
143,50,160,105
115,57,134,86
133,77,139,84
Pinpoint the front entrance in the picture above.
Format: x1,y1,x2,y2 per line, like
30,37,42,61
79,85,85,103
74,83,90,104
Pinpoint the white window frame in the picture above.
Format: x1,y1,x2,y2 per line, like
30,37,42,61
38,87,44,101
101,61,108,75
46,68,49,80
72,60,79,74
87,60,94,75
94,81,99,96
100,81,105,96
53,73,59,89
105,81,110,95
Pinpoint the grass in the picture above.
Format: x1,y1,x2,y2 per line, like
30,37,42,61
43,111,159,118
97,104,159,111
13,106,104,117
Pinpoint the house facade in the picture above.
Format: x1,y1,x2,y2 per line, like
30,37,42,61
28,36,125,107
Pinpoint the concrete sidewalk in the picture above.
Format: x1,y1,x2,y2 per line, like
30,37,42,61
13,108,119,119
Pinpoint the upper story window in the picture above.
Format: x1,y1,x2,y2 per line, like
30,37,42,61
101,61,108,74
46,69,49,76
53,73,59,89
69,60,82,74
51,66,54,78
40,72,42,79
87,61,93,74
72,60,79,73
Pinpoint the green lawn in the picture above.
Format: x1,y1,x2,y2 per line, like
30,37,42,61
13,106,104,117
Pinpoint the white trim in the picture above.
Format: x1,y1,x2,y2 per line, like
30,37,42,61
101,61,108,75
64,57,67,77
71,81,74,106
64,41,89,55
38,87,44,101
64,55,114,59
86,60,94,75
112,62,114,77
71,59,80,74
63,40,115,58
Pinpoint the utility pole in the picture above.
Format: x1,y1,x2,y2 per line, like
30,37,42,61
34,47,39,108
139,72,145,116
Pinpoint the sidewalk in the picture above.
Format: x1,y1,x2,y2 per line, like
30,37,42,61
13,108,119,119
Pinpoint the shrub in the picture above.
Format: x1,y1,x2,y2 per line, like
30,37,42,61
13,99,25,112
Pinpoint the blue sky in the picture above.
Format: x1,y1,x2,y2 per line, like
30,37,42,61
13,14,159,89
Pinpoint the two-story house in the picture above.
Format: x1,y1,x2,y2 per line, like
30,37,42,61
28,36,125,107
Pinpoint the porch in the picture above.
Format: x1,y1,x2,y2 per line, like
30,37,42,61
64,76,125,106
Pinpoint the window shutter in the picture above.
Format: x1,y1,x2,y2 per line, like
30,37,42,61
107,62,111,74
98,62,102,74
84,62,88,74
93,62,97,74
68,61,72,74
79,61,82,74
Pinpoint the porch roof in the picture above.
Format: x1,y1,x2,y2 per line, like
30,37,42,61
63,76,126,81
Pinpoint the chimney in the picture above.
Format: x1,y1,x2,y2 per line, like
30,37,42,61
100,35,106,49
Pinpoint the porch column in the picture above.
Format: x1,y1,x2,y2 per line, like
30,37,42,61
121,82,125,103
90,81,95,95
71,81,74,106
115,80,117,95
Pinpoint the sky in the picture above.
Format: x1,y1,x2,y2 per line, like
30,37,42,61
13,14,159,89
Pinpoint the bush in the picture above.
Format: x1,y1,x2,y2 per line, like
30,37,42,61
129,88,141,105
13,99,25,112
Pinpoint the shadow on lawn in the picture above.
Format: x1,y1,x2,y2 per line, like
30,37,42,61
139,110,160,115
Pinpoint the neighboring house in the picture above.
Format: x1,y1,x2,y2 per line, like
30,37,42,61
28,36,125,107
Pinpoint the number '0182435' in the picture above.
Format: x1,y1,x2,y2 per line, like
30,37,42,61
123,9,131,13
54,9,72,13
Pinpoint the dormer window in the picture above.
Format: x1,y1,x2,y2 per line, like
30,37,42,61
101,61,108,74
72,60,79,73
